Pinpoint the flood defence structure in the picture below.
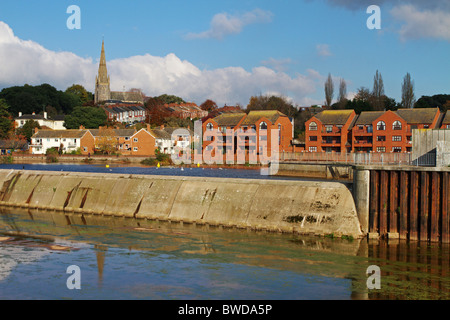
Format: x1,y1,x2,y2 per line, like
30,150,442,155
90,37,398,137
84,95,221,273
353,165,450,243
0,169,363,239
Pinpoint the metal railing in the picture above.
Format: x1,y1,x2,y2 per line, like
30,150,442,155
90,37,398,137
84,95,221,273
277,151,442,167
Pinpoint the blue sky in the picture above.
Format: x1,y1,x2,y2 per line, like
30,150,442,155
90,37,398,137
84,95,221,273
0,0,449,107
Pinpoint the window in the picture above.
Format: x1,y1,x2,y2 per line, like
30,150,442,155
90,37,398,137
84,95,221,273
133,138,138,142
392,147,402,152
393,121,402,130
325,125,333,133
55,139,59,142
309,136,317,142
309,122,317,131
125,137,130,141
133,147,138,151
446,125,450,129
376,147,386,153
377,121,386,131
83,147,87,152
259,122,267,130
424,125,429,129
309,146,317,152
392,136,402,142
367,125,373,133
206,123,214,131
377,136,386,142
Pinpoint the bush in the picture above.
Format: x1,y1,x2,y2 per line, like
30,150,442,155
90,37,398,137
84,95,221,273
46,147,59,163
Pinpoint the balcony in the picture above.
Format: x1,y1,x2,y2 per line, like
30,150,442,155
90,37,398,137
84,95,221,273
321,127,341,135
353,128,373,136
354,140,373,146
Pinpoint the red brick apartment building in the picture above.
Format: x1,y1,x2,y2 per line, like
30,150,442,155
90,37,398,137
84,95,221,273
305,110,356,153
305,108,442,153
202,110,294,163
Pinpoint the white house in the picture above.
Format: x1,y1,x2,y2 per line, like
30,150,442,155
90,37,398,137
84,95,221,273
30,129,94,155
15,112,66,130
149,126,196,155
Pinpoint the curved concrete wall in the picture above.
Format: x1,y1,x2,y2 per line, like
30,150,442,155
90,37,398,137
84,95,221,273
0,169,363,238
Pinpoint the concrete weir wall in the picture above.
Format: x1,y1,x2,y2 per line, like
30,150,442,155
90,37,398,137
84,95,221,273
0,169,363,238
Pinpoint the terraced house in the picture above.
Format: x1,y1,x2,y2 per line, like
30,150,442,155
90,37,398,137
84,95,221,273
306,107,442,153
305,109,356,153
202,110,294,163
30,129,95,155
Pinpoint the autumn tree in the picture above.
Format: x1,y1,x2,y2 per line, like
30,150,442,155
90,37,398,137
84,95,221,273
96,127,118,155
200,99,218,112
145,97,171,126
324,73,334,107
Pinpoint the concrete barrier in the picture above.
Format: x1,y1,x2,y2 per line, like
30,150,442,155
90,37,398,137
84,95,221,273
0,169,363,238
274,162,353,180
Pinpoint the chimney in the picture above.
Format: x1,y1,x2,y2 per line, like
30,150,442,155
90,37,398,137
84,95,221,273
160,124,164,130
18,112,22,117
146,124,151,131
79,125,85,130
32,112,35,116
44,112,47,119
34,127,39,134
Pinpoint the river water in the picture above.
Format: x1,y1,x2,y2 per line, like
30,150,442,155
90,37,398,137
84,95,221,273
0,163,449,300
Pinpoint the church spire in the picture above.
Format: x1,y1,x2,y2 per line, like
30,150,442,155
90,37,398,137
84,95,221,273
95,40,111,103
97,40,109,84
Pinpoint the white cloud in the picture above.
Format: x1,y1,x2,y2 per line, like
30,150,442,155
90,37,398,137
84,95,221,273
0,21,95,90
390,4,450,41
185,9,273,40
316,44,332,57
0,21,322,107
261,58,293,72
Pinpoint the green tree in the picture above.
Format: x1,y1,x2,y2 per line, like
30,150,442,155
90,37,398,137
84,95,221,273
0,99,13,139
156,94,185,105
0,83,80,115
246,95,297,118
66,84,93,105
64,106,107,129
16,119,41,141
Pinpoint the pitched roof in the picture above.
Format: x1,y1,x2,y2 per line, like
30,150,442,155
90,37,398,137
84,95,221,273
32,130,88,139
241,110,287,125
0,139,28,150
150,128,171,140
354,111,385,125
395,108,440,125
163,127,194,136
89,128,136,137
110,91,144,103
441,112,450,125
212,113,247,126
314,109,355,125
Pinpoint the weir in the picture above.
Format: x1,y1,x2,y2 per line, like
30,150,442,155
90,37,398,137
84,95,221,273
0,169,363,238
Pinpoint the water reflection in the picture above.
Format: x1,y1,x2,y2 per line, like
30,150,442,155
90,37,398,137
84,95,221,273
0,207,449,300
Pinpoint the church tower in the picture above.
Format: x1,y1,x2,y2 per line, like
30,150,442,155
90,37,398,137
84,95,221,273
94,40,111,104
